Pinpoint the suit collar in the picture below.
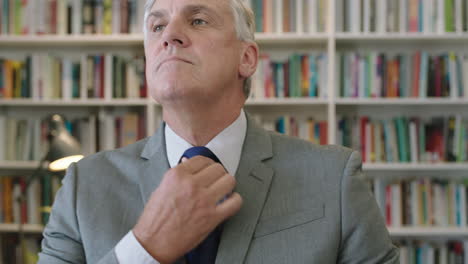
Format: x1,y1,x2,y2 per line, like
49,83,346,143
164,109,247,176
139,122,170,204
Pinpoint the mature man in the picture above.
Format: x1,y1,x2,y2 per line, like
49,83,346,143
39,0,399,263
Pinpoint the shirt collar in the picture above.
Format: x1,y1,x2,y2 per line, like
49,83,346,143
165,109,247,176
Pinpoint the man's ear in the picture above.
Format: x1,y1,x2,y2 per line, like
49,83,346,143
239,42,259,79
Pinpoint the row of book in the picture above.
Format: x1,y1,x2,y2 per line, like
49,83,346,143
0,175,60,225
397,240,468,264
0,235,39,264
374,178,468,227
0,0,145,35
337,0,468,33
0,111,146,161
338,51,468,99
251,53,328,99
247,0,328,33
337,116,468,163
0,54,146,99
253,115,328,144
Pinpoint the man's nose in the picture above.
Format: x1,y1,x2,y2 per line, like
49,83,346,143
161,20,190,48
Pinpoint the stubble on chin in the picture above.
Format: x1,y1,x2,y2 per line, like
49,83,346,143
151,78,194,106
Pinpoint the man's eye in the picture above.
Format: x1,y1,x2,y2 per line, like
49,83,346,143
152,25,165,32
192,19,207,26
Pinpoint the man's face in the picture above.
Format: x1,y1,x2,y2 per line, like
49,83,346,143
144,0,243,106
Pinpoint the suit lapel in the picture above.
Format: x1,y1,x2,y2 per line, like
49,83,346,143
137,117,275,263
138,122,170,204
215,116,274,264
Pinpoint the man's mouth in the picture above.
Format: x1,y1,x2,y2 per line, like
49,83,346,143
158,57,193,70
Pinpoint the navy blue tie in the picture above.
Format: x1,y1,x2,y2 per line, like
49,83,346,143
181,146,223,264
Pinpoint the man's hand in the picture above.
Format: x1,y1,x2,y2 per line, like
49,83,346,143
133,156,243,264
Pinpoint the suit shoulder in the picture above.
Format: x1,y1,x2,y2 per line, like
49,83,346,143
267,130,354,160
76,137,150,167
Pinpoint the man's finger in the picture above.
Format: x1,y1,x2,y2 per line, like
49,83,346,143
179,155,214,174
208,174,236,203
215,192,243,221
193,163,228,187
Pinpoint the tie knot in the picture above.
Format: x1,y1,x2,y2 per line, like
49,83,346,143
181,146,220,163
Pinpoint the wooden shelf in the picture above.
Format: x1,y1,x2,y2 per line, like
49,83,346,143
363,163,468,171
0,98,150,106
0,33,329,47
335,98,468,105
4,98,468,107
335,33,468,44
0,161,40,170
0,224,44,234
154,98,329,106
255,33,328,45
7,32,468,45
1,224,468,237
388,227,468,238
9,162,467,172
2,224,468,237
246,98,328,106
0,34,144,47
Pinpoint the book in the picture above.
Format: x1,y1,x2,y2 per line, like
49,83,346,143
121,112,138,147
351,0,361,32
445,0,455,32
377,0,387,32
308,0,317,33
120,0,128,34
82,0,94,34
91,0,102,34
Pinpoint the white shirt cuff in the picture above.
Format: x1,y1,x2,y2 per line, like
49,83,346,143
115,230,159,264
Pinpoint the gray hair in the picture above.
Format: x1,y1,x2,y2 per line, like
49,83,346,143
143,0,256,98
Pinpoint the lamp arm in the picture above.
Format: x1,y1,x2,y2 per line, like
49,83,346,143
17,153,48,221
17,153,49,263
25,154,49,190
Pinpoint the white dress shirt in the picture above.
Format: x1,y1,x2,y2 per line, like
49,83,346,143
115,109,247,263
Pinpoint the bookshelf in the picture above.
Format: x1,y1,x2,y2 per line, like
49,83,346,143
2,0,468,262
389,227,468,238
363,162,468,171
0,34,144,47
0,224,44,234
0,98,150,106
2,225,467,239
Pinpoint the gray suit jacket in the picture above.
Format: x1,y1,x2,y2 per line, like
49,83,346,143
39,116,399,264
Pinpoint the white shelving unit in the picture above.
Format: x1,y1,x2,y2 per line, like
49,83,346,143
246,98,329,106
3,225,467,239
363,163,468,171
335,98,468,105
0,161,41,170
0,224,44,234
388,227,468,238
0,34,145,47
2,0,468,251
0,98,150,106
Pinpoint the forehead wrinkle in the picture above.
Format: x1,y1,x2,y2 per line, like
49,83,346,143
147,9,168,21
150,2,229,20
183,4,222,19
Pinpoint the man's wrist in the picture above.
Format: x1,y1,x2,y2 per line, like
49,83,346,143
115,230,159,264
132,228,174,264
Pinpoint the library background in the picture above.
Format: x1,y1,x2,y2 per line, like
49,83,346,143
1,0,468,263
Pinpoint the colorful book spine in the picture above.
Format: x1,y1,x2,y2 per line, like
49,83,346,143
251,53,328,99
375,179,468,229
338,115,468,163
339,51,468,99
